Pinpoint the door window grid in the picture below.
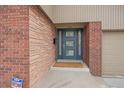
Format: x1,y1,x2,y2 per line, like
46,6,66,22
65,31,74,37
66,50,74,56
66,41,74,47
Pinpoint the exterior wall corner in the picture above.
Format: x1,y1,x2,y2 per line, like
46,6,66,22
85,22,102,76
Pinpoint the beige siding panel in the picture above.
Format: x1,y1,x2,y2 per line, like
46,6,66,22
41,5,53,20
102,31,124,75
52,5,124,29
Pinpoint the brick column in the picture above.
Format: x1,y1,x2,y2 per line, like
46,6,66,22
0,6,29,87
85,22,102,76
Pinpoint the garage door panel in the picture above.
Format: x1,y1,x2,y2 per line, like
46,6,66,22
103,42,124,45
103,62,124,66
103,46,124,49
103,53,124,57
103,52,124,55
103,60,124,63
103,68,124,73
103,63,124,66
103,65,124,71
103,68,124,72
102,31,124,75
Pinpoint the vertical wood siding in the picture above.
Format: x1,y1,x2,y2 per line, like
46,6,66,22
41,5,53,20
42,5,124,29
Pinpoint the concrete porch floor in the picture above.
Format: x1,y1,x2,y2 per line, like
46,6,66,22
35,68,108,88
103,77,124,88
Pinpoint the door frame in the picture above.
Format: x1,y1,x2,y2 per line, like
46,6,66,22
55,22,102,76
57,28,83,60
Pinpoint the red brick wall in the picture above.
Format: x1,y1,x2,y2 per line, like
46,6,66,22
83,25,89,67
85,22,102,76
29,6,56,87
0,5,101,88
0,6,29,87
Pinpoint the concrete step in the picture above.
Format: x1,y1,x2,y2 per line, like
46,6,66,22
50,67,89,72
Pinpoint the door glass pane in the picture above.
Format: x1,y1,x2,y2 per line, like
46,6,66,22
78,31,81,56
59,31,62,55
66,41,74,47
66,50,74,56
66,31,74,37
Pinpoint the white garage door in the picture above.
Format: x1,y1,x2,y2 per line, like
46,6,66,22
102,31,124,76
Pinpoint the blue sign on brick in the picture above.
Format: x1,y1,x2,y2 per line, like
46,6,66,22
11,77,24,88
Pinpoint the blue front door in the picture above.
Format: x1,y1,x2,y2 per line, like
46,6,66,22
57,29,82,60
